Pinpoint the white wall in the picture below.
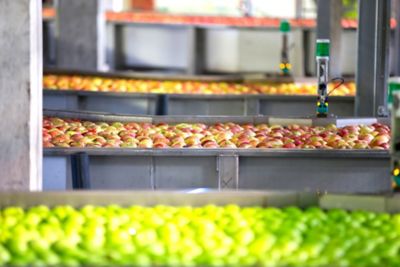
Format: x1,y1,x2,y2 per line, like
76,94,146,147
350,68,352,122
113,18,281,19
155,0,298,18
205,29,304,75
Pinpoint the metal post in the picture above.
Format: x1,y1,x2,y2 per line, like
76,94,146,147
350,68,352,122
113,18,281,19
316,0,342,78
187,27,206,75
71,153,91,189
217,155,239,190
43,20,56,67
56,0,106,71
393,0,400,76
244,98,260,115
0,0,43,190
356,0,391,117
108,23,125,70
156,94,169,115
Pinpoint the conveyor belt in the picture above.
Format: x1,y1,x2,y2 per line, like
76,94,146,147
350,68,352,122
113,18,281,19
43,110,391,193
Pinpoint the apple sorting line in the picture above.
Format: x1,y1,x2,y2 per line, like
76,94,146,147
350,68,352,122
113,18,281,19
42,71,356,117
43,74,356,96
43,111,391,193
43,117,389,149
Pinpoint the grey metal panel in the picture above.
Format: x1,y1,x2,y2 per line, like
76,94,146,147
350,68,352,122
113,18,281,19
239,156,390,194
259,97,354,117
0,191,318,208
44,92,355,116
78,95,156,115
43,148,391,193
321,195,386,213
356,0,391,117
44,148,389,158
43,94,79,110
42,110,382,128
43,156,68,191
168,98,245,115
321,194,400,213
89,156,153,190
2,191,400,213
154,157,217,189
245,98,260,115
218,155,239,190
44,68,244,82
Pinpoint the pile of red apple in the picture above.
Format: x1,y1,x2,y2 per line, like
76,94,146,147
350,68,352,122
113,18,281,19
43,117,390,149
43,75,356,96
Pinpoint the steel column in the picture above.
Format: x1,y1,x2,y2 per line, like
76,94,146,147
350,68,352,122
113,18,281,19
245,98,260,115
108,23,125,70
56,0,106,70
0,0,43,190
393,0,400,75
316,0,343,78
356,0,391,117
71,153,91,189
187,27,206,75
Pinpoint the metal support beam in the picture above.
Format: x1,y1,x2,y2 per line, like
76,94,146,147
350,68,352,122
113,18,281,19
187,27,206,75
244,98,260,115
316,0,342,78
393,0,400,76
108,24,124,70
71,153,91,189
356,0,391,117
156,94,169,115
43,20,56,67
217,155,239,190
56,0,106,71
0,0,42,190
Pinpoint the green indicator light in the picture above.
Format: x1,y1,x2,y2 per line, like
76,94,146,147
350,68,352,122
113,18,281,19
280,20,291,33
388,80,400,107
316,39,330,57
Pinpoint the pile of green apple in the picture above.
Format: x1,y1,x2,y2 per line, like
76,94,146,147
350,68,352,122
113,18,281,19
0,205,399,266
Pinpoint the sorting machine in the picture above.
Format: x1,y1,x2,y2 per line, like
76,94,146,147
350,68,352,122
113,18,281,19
43,110,390,193
43,69,355,117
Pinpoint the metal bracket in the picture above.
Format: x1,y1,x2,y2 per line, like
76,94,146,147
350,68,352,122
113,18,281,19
378,105,389,117
244,98,260,115
149,157,156,190
156,94,169,115
217,155,239,190
70,152,91,189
